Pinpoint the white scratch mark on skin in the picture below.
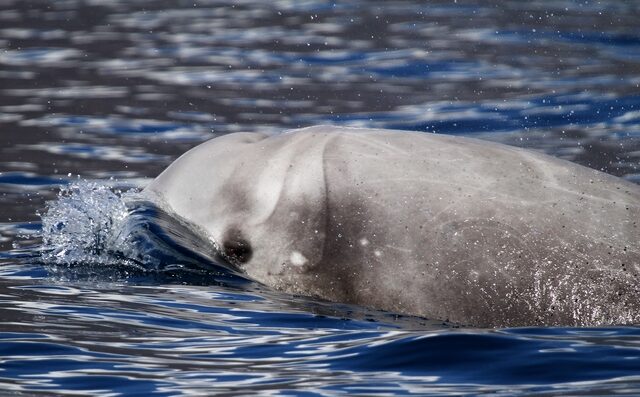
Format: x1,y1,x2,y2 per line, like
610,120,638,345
290,251,308,266
383,244,412,253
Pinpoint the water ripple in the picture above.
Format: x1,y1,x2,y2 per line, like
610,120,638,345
1,0,640,395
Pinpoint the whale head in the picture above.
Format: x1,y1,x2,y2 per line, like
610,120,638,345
143,130,334,289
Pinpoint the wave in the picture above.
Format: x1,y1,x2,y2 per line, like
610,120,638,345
39,181,247,286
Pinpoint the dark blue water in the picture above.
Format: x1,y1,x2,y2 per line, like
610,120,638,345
2,0,640,395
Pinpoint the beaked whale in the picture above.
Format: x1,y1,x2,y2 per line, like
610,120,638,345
144,125,640,327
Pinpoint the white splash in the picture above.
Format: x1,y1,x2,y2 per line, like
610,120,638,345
40,181,139,267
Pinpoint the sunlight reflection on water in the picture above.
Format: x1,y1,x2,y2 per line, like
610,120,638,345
1,0,640,395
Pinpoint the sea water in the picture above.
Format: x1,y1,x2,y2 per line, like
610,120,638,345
1,0,640,395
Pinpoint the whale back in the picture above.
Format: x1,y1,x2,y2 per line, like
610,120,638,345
315,128,640,325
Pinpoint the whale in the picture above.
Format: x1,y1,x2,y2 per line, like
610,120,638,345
144,125,640,327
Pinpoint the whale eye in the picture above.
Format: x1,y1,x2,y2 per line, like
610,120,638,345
222,229,253,264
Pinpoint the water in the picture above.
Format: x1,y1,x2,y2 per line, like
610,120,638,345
1,0,640,395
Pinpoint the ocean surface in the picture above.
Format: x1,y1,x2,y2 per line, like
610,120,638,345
1,0,640,395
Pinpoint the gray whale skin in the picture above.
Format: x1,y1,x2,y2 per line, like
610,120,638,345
145,125,640,327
